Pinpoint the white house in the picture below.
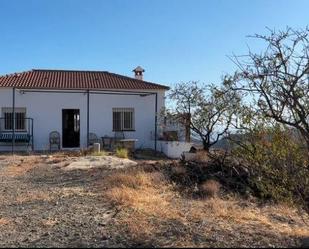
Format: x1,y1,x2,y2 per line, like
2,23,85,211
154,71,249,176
0,67,169,152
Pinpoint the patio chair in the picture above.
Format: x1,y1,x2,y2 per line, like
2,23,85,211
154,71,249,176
102,135,113,150
49,131,60,151
88,132,100,147
114,131,125,148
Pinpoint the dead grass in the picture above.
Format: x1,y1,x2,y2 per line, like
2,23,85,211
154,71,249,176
195,150,210,163
41,218,58,227
199,179,221,198
104,169,178,219
103,166,309,247
0,218,10,226
14,190,54,204
0,156,42,177
90,151,107,157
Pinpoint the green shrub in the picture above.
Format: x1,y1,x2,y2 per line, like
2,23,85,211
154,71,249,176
116,148,129,158
232,125,309,207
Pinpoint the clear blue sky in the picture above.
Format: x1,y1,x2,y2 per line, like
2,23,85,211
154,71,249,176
0,0,308,87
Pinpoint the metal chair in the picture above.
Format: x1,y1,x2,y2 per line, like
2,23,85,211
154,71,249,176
88,132,100,146
114,131,125,149
102,135,113,150
49,131,60,151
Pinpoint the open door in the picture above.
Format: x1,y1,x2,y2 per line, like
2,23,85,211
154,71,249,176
62,109,80,148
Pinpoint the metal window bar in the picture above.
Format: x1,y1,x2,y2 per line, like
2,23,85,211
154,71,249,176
112,108,134,131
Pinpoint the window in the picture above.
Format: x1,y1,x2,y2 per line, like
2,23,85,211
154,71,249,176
112,108,135,131
2,108,26,131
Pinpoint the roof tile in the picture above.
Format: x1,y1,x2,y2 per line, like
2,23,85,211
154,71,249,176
0,69,169,90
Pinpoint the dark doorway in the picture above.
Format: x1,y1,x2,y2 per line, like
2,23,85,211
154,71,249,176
62,109,80,148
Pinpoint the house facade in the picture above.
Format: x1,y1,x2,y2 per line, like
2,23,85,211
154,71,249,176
0,67,169,152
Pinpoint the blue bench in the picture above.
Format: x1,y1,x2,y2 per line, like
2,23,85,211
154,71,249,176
0,133,31,143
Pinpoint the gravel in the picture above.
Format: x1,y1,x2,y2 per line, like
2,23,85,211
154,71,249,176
0,155,127,248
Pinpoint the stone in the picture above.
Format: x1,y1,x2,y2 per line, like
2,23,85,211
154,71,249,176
93,143,100,153
301,238,309,248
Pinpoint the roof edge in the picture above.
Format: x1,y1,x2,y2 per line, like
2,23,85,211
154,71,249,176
0,69,170,90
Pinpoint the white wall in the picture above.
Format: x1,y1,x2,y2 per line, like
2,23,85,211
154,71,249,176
0,88,165,151
157,141,193,159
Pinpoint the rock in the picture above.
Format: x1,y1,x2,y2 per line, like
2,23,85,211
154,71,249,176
301,238,309,248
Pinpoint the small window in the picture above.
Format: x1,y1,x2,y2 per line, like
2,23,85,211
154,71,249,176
2,108,26,131
112,108,135,131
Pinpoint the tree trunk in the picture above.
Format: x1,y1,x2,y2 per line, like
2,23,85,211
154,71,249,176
202,140,210,152
305,138,309,162
185,113,191,142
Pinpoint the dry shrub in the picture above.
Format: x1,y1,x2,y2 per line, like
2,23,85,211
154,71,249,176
105,171,153,189
104,164,309,247
104,169,178,219
171,165,187,175
170,164,187,181
113,211,159,243
193,197,309,238
116,148,129,158
195,150,210,163
107,187,169,210
199,179,221,198
148,171,168,186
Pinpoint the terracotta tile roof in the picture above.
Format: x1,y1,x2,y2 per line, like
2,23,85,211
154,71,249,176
0,69,169,90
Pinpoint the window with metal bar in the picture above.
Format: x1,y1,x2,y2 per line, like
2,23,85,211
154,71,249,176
112,108,134,131
2,108,26,131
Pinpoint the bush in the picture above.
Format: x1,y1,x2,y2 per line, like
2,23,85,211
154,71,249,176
199,180,221,198
170,164,190,184
116,148,129,158
232,125,309,208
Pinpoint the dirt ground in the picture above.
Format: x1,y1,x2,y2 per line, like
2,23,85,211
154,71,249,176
0,154,131,248
0,154,308,248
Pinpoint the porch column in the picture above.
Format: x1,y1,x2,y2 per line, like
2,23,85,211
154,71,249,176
154,92,158,152
87,89,90,147
12,87,16,154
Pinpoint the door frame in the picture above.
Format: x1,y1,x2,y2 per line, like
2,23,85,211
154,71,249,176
62,109,80,148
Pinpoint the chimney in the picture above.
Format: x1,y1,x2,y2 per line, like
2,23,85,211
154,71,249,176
133,66,145,80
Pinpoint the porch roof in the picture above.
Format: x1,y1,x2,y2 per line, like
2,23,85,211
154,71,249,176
0,69,169,90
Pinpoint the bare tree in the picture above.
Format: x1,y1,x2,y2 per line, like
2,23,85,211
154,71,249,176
167,81,240,151
228,27,309,155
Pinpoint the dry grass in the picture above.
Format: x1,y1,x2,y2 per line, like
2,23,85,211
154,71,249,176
0,156,42,177
115,148,129,158
14,190,54,204
195,150,210,163
103,166,309,247
199,179,221,198
90,150,107,157
104,169,177,219
0,218,10,226
41,218,58,227
171,164,187,176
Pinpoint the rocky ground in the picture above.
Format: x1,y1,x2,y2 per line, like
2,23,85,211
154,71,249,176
0,154,136,248
0,154,308,248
